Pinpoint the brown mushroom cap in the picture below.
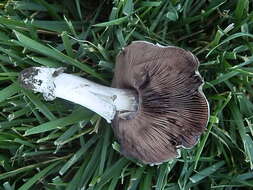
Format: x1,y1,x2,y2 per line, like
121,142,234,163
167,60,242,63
112,41,209,164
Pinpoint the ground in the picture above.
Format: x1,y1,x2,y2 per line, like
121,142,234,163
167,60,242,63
0,0,253,189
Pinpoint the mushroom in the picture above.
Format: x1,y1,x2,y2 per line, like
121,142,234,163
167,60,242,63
19,41,209,164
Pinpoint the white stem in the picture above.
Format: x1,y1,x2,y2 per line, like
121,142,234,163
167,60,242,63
20,67,137,123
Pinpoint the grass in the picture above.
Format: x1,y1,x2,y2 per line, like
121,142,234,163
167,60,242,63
0,0,253,189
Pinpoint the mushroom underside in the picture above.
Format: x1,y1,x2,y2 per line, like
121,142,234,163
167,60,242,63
112,41,209,164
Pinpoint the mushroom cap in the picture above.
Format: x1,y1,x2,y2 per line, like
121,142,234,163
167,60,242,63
111,41,209,164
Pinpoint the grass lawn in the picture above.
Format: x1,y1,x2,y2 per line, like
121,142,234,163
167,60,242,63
0,0,253,189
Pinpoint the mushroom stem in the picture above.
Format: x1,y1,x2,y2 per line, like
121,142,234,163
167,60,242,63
19,67,138,123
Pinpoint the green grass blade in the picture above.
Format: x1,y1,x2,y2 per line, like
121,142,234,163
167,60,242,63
18,161,60,190
59,136,98,175
22,90,56,121
93,16,129,27
25,108,92,135
14,31,106,82
190,161,225,183
0,83,20,103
